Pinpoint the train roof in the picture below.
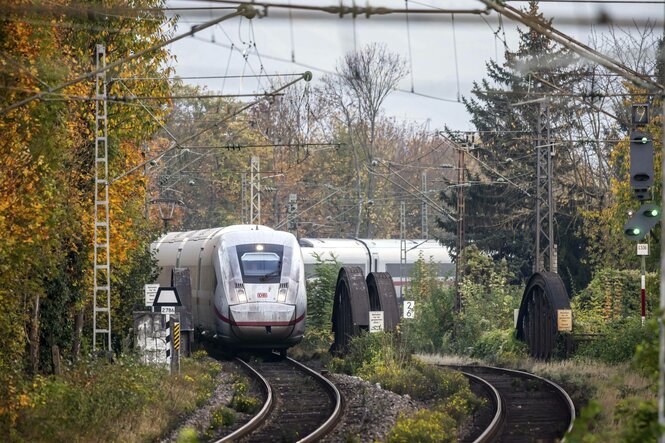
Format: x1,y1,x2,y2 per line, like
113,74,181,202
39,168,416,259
299,238,446,249
153,224,274,247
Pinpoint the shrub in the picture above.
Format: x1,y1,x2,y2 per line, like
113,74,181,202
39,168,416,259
575,317,654,364
305,253,341,332
386,409,457,443
209,405,235,429
229,378,261,414
471,328,527,362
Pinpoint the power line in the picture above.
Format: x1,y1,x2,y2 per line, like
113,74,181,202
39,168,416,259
111,71,313,184
111,73,303,81
0,4,258,115
192,35,462,104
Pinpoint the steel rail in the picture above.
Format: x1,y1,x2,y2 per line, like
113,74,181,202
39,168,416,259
483,365,576,434
460,371,504,443
286,356,343,443
444,364,576,440
215,357,273,443
216,354,342,443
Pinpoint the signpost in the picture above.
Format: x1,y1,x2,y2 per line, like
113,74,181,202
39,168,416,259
403,300,415,319
152,286,182,374
369,311,384,333
638,243,649,325
144,284,159,310
557,309,572,332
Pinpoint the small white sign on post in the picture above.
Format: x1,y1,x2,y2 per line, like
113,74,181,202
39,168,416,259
161,306,176,315
369,311,384,333
144,284,160,307
637,243,649,256
403,300,415,319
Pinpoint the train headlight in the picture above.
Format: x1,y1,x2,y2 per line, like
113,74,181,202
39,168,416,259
277,287,288,303
236,287,247,303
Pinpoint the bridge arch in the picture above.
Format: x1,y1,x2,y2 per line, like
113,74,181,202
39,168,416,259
516,272,571,360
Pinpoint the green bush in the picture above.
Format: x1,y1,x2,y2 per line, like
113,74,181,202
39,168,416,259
386,409,457,443
305,253,341,332
575,317,654,364
615,397,663,443
209,405,235,429
401,256,455,354
471,328,527,362
229,378,261,414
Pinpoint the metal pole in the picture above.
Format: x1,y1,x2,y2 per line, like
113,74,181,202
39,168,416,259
658,94,665,443
400,201,406,301
535,104,543,273
641,254,646,326
421,171,428,238
455,146,465,312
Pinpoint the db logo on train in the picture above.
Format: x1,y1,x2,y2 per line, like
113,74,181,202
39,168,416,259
257,292,268,298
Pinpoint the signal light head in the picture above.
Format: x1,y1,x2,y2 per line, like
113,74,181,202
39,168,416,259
645,208,659,217
641,137,649,144
626,227,641,236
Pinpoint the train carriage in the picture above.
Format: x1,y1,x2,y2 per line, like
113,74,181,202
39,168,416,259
299,238,454,288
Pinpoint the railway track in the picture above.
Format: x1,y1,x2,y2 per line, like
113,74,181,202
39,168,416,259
452,365,575,443
217,353,342,443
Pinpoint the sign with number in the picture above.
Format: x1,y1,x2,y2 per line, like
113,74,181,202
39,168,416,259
369,311,384,333
161,306,176,315
637,243,649,256
403,301,415,319
144,284,160,307
557,309,572,332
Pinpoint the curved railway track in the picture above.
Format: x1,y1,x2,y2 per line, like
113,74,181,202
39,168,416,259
451,365,575,443
217,353,342,443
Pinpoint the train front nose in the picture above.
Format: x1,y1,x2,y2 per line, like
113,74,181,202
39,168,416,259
228,302,303,344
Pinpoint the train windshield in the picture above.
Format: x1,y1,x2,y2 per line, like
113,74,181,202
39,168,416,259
237,244,284,283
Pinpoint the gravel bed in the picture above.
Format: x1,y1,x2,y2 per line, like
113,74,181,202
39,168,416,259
163,358,424,442
161,359,256,442
320,373,423,443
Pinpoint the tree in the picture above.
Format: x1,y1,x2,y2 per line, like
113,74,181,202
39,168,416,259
321,43,408,237
438,1,592,288
0,0,174,391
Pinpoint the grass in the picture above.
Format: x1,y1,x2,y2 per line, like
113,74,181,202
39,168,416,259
10,353,221,442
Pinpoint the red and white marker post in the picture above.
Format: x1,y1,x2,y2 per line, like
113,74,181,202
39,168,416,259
637,243,649,325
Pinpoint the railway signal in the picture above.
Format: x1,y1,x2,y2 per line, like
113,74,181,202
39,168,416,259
629,129,654,201
623,204,660,241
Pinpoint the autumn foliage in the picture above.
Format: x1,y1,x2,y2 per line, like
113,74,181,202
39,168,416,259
0,0,174,432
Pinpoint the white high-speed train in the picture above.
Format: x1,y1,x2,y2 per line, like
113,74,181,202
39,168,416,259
152,225,306,351
299,238,454,286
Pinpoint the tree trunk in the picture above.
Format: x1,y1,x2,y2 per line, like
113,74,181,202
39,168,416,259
28,294,40,374
72,308,84,362
51,345,62,375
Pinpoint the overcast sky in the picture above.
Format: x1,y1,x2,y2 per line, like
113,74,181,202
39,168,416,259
166,0,663,132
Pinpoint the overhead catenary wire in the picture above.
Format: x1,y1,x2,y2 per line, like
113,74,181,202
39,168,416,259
478,0,665,92
191,36,462,104
111,71,313,184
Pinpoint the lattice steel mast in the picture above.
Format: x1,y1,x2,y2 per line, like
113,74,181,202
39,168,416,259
535,100,556,273
93,44,111,352
250,156,261,224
